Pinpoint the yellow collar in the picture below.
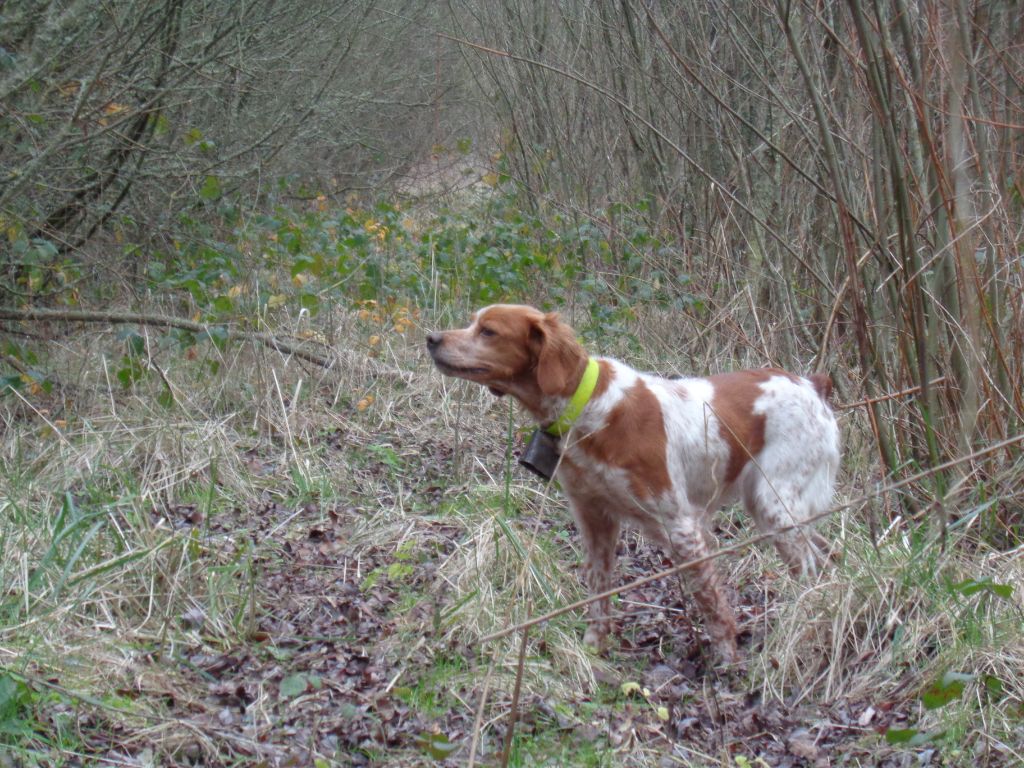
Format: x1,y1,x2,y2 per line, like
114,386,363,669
545,358,599,437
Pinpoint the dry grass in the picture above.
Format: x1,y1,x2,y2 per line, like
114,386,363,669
2,299,1022,766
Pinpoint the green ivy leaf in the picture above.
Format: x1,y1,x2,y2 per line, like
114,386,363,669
922,672,973,710
117,356,144,388
172,329,197,349
290,255,315,277
199,174,222,201
0,674,23,719
212,295,234,313
0,674,34,736
416,731,460,760
949,578,1013,600
885,727,940,746
118,329,145,357
983,675,1004,696
157,385,174,409
203,326,228,350
884,728,919,744
279,674,308,699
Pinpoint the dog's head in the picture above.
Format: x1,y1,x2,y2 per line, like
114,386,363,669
426,304,586,402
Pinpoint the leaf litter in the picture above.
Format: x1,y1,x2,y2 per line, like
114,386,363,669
22,384,1012,767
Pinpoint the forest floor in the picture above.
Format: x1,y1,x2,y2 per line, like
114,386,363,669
4,303,1021,768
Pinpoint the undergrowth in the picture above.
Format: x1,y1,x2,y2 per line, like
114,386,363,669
2,189,1023,766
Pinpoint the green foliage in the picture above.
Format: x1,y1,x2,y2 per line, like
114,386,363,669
921,671,974,711
0,670,87,753
880,586,1014,752
0,674,36,739
947,577,1014,601
885,727,939,746
4,232,81,304
1,340,52,396
279,672,321,699
141,181,696,333
4,179,705,412
416,730,460,760
361,540,420,591
393,653,466,719
199,174,222,201
504,721,617,768
116,329,147,388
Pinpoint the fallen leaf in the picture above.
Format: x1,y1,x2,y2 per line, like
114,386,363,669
620,681,642,697
788,728,820,760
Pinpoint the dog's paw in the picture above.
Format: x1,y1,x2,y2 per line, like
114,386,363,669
713,636,741,666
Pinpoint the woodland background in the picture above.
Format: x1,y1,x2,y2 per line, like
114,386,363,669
1,1,1022,765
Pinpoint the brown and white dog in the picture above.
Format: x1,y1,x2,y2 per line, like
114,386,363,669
426,304,839,661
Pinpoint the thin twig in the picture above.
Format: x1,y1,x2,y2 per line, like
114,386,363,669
836,377,948,412
499,625,530,768
0,305,408,378
466,654,496,768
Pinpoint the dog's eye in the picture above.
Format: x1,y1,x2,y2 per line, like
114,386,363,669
479,327,497,338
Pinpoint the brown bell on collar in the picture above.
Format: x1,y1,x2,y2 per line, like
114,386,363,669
518,429,560,480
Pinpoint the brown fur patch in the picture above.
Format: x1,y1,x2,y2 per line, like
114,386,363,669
808,372,833,401
532,312,587,396
708,369,791,483
579,379,671,499
589,359,615,400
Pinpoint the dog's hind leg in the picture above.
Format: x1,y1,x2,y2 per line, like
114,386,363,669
742,470,831,578
665,516,739,663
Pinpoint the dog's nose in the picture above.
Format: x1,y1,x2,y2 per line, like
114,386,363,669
426,332,443,351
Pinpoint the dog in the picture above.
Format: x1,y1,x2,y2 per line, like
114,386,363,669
426,304,839,661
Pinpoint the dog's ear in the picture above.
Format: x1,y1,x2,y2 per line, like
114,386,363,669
533,312,583,396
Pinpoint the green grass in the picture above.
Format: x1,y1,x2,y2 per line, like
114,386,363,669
506,726,619,767
394,653,468,718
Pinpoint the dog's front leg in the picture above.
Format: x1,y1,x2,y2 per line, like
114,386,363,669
570,500,620,649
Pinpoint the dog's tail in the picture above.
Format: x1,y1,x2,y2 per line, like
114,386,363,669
808,373,833,403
